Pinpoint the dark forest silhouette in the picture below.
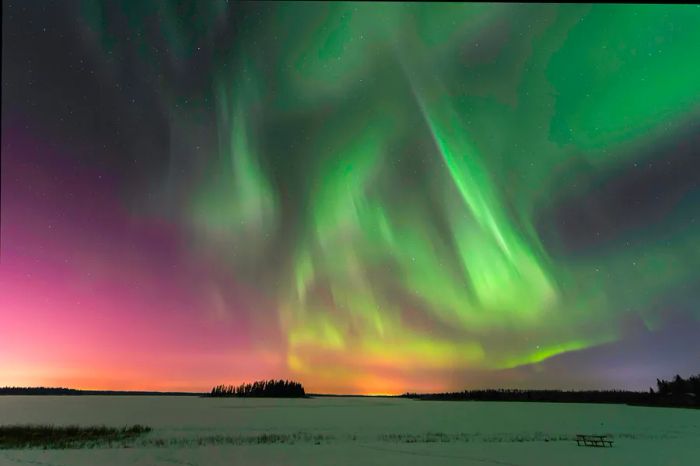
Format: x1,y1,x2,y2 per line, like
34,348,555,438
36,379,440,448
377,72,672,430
209,379,306,398
3,374,697,406
655,373,700,397
0,387,199,396
0,387,81,395
402,373,699,408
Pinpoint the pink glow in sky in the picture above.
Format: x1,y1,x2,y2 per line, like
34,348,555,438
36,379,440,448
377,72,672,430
1,126,284,391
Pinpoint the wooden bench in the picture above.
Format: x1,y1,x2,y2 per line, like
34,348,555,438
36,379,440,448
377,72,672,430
576,434,614,447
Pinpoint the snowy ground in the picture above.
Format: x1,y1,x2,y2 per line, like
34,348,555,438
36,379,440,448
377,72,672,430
1,396,698,465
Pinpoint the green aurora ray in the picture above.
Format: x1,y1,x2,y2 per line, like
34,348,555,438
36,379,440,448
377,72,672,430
81,2,700,389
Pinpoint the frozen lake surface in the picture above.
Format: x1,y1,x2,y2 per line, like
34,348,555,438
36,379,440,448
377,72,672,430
1,396,698,465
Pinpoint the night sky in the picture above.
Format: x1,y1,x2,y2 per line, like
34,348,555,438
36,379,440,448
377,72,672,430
2,2,699,394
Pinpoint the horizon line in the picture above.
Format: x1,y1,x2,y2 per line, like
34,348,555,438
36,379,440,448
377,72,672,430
0,385,657,397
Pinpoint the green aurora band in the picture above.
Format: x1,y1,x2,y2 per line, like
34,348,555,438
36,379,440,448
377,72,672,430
82,2,700,391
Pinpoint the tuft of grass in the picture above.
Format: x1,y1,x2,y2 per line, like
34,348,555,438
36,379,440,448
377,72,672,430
142,432,334,447
378,431,576,444
0,424,151,449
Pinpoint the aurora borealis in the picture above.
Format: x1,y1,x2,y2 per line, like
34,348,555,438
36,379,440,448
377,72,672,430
2,2,699,394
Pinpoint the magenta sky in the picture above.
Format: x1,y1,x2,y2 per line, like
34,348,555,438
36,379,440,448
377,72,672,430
1,125,287,391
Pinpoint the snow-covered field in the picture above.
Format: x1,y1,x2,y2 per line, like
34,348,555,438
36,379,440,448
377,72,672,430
1,396,698,465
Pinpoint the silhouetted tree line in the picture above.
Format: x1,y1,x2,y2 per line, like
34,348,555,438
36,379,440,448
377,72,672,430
402,388,657,403
402,373,699,408
655,374,700,397
210,380,306,398
0,387,200,396
0,386,81,395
